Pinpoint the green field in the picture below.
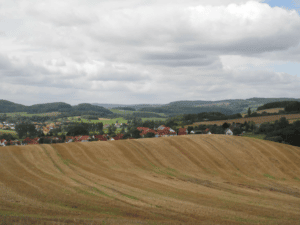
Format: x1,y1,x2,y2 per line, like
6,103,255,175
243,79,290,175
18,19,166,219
110,109,167,117
66,117,128,125
109,109,135,114
141,117,167,122
0,112,61,117
0,129,17,134
242,132,266,140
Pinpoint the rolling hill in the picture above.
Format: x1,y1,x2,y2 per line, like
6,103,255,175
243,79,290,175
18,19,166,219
0,100,112,116
0,135,300,224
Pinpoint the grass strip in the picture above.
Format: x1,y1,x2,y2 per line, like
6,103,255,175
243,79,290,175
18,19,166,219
263,174,275,179
40,146,64,174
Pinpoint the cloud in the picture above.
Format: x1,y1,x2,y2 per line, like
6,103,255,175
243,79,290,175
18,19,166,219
0,0,300,105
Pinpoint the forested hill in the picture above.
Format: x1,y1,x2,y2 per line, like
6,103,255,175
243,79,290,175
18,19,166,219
0,100,27,112
0,100,112,116
94,97,300,116
257,101,300,111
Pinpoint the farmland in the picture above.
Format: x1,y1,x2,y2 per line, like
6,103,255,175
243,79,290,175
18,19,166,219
0,135,300,224
188,114,300,127
65,117,128,125
241,108,284,117
0,112,61,117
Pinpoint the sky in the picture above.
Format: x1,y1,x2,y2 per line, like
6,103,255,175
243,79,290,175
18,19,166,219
0,0,300,106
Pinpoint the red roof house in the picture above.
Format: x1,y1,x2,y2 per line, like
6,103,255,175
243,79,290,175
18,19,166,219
178,128,187,135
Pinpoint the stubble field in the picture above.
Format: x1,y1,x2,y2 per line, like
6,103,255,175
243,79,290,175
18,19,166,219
0,135,300,224
188,114,300,127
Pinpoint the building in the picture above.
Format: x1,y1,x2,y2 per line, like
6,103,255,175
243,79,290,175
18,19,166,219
178,128,188,135
225,128,233,135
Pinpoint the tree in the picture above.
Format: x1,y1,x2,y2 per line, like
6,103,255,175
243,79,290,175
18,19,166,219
233,127,242,135
285,102,300,112
144,132,155,138
122,133,131,139
107,126,113,136
120,126,125,134
95,122,103,133
39,137,44,144
66,124,89,136
257,122,274,134
276,117,289,130
0,113,7,123
131,129,141,139
222,122,230,129
187,126,193,134
15,123,38,138
0,133,15,141
247,107,251,117
248,121,256,134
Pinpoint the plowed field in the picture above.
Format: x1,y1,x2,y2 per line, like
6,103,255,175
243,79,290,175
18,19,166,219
1,135,300,224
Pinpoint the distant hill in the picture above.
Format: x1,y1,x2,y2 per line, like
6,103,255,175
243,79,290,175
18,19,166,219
257,100,300,111
0,100,27,113
0,100,112,116
94,97,300,116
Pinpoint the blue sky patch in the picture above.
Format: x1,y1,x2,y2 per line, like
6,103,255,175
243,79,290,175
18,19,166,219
264,0,300,11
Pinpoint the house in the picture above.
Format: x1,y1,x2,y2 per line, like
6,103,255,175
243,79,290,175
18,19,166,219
78,135,90,142
204,128,210,134
157,125,166,130
93,135,108,141
22,137,40,145
113,134,124,140
156,129,170,137
65,136,75,143
225,128,233,135
169,128,175,133
178,128,187,135
142,129,157,137
103,124,110,129
0,139,7,146
137,127,158,137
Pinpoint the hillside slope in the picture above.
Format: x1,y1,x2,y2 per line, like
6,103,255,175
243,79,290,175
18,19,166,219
0,135,300,224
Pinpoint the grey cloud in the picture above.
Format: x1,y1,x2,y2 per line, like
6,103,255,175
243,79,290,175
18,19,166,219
1,0,300,105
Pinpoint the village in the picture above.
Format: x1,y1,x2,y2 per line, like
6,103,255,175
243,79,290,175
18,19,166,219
0,119,243,147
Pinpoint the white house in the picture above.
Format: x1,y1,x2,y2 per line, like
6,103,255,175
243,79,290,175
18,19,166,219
169,128,176,133
225,128,233,135
0,139,7,146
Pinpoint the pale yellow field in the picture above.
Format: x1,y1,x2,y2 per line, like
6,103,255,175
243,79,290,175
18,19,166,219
189,113,300,127
242,108,285,117
0,135,300,224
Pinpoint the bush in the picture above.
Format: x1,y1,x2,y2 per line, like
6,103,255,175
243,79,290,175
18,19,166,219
232,127,242,135
264,136,283,143
144,132,155,138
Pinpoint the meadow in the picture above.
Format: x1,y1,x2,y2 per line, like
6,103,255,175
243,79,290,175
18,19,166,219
0,112,61,117
0,135,300,224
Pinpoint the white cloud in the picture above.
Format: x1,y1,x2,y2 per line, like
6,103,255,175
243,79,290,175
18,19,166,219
0,0,300,105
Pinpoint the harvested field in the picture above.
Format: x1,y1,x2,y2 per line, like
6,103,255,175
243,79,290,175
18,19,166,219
188,113,300,127
241,108,285,117
0,135,300,224
256,108,285,114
